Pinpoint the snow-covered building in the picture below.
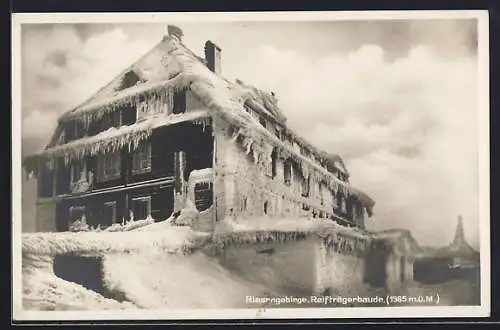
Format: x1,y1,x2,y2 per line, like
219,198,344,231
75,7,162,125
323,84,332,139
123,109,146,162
23,25,375,233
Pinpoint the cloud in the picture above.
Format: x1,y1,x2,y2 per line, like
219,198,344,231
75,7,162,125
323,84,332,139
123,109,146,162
233,41,479,247
21,25,156,152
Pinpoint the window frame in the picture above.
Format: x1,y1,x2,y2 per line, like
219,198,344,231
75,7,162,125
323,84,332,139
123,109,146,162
70,161,87,184
131,142,152,175
131,196,152,221
284,160,292,186
104,201,117,225
96,152,121,182
194,182,213,212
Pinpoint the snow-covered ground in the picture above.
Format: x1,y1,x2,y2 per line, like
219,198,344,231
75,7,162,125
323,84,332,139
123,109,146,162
21,216,480,311
21,223,276,311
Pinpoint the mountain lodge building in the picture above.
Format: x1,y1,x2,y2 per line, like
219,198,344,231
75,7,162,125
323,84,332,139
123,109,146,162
23,25,376,233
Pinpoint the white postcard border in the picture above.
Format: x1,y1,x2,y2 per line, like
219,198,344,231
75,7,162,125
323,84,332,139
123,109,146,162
11,10,491,321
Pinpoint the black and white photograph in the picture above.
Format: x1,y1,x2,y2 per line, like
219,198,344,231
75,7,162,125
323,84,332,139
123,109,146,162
12,11,490,320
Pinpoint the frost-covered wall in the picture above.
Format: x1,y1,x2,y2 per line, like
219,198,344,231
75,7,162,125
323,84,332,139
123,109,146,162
217,238,318,294
216,236,368,296
213,117,337,221
315,241,365,295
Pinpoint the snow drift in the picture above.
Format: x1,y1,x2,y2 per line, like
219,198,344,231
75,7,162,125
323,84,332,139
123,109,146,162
21,223,275,311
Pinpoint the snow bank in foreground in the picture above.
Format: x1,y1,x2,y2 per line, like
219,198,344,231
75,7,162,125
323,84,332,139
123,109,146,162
101,250,274,309
22,226,210,256
21,224,274,310
23,271,136,311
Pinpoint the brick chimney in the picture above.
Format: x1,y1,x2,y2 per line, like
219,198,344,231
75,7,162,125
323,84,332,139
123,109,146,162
204,40,222,74
167,25,183,42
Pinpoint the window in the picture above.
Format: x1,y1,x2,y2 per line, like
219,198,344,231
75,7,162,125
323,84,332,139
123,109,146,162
173,90,186,114
132,142,152,175
97,152,121,182
122,105,137,125
69,205,86,224
340,196,347,214
103,201,117,226
38,168,54,198
102,111,122,131
271,149,278,178
301,175,310,197
266,148,278,178
71,162,87,183
132,196,151,221
284,160,292,186
194,182,213,212
65,120,85,141
263,201,269,215
319,183,324,206
118,70,141,91
332,191,338,209
75,120,85,139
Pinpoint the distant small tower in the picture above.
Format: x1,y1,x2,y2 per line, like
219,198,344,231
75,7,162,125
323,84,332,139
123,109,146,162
453,214,465,244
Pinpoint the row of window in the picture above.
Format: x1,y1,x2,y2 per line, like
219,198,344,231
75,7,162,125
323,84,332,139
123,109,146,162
63,91,187,144
69,196,152,227
68,183,213,228
71,142,152,185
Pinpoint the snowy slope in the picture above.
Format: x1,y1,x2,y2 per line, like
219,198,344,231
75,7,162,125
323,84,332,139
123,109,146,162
21,225,274,311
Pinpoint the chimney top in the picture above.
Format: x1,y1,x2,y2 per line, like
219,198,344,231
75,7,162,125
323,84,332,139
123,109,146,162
167,25,183,41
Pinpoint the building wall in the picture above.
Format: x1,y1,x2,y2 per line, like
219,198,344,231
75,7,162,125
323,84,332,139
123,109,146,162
217,235,370,296
385,252,414,293
217,238,318,295
314,241,366,295
213,117,341,222
35,200,57,232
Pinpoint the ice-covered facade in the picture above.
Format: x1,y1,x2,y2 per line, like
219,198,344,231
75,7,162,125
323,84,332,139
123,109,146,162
23,25,376,233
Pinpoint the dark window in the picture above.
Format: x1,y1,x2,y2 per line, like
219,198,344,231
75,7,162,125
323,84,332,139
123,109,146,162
132,196,151,221
271,149,278,178
319,183,324,206
65,120,85,141
131,142,152,175
65,121,75,141
118,70,141,90
103,201,117,226
75,120,85,139
96,152,121,182
301,175,311,197
102,111,121,131
263,201,268,215
38,168,54,198
122,105,137,125
173,90,186,114
284,160,292,186
194,182,213,212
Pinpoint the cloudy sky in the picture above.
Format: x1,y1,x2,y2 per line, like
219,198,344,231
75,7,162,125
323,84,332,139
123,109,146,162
20,18,481,247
